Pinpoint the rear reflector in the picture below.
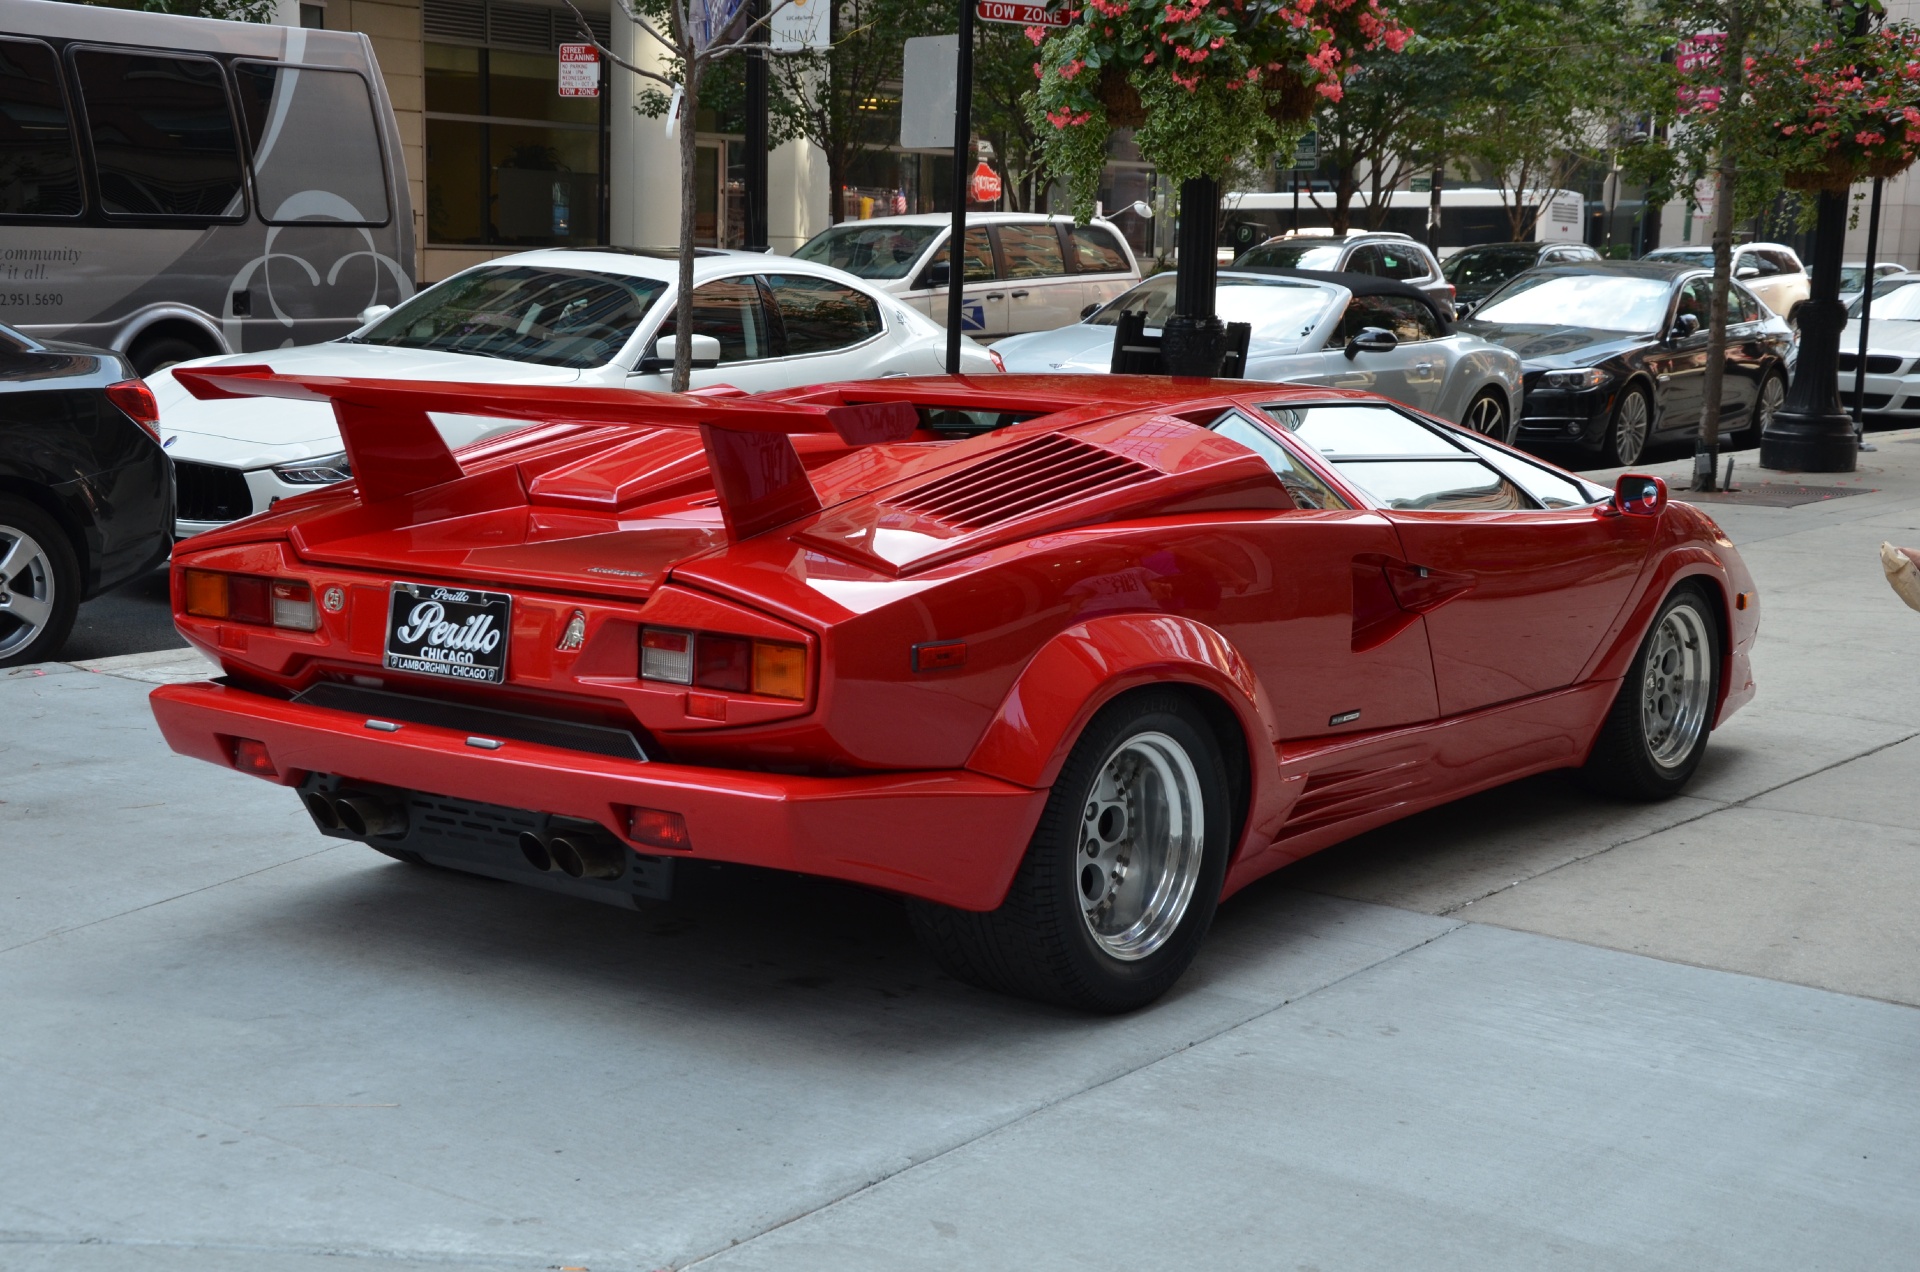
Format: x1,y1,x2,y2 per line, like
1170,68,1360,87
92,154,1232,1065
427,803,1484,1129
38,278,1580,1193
694,633,751,692
227,736,276,776
627,806,691,851
912,640,967,672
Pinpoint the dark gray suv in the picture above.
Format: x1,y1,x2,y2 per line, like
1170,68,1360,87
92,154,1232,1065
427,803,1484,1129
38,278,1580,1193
1232,232,1456,319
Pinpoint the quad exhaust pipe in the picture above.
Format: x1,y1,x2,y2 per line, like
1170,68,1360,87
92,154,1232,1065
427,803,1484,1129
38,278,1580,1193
303,789,408,838
519,826,625,880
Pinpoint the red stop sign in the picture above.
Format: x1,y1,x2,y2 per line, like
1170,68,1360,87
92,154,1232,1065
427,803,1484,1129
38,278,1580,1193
969,161,1003,204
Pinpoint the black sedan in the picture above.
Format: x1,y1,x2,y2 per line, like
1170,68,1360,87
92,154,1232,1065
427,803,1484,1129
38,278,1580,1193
1442,240,1601,315
1,324,173,666
1458,261,1794,467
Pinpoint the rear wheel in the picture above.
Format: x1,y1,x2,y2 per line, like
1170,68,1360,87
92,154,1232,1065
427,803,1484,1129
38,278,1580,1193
1743,371,1786,444
1581,585,1721,800
1463,389,1513,443
128,334,210,377
907,689,1231,1012
1605,386,1652,467
0,497,80,668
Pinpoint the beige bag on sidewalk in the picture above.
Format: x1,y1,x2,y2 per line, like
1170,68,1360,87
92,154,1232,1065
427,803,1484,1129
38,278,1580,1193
1882,542,1920,612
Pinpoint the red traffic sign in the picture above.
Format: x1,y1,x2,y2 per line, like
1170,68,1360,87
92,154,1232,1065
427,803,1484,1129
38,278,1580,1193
974,1,1071,27
969,160,1003,204
558,43,600,98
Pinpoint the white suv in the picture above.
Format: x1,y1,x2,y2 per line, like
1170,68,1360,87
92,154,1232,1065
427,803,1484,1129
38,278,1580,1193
790,212,1142,340
1644,242,1810,321
1232,231,1456,320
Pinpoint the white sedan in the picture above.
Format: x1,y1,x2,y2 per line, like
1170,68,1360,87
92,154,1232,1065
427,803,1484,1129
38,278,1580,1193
154,248,1000,537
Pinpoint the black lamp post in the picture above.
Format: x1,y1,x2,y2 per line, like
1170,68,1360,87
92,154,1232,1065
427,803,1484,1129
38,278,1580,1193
1759,184,1859,472
1162,176,1228,376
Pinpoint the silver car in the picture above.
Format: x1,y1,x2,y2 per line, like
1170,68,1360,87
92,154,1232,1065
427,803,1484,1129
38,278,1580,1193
1233,231,1457,320
993,271,1524,438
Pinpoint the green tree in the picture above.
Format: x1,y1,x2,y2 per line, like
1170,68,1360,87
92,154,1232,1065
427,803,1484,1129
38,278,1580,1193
973,24,1056,211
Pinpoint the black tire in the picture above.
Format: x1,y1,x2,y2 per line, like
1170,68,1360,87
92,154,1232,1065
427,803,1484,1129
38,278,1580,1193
0,495,81,668
1605,385,1653,467
1580,584,1722,800
907,689,1232,1012
1463,389,1513,443
129,335,211,377
1739,370,1787,445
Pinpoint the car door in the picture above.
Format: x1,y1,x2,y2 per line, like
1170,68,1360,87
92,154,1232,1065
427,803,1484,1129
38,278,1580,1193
760,272,895,381
627,273,779,391
1066,223,1138,316
913,227,1004,336
1645,277,1710,436
996,222,1078,333
1271,402,1652,716
1734,249,1786,315
1721,283,1768,423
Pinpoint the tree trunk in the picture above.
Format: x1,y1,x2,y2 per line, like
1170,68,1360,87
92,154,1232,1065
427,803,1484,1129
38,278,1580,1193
674,57,702,392
1695,7,1748,491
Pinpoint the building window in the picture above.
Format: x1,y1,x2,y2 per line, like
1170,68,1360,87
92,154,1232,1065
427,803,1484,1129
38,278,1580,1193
425,39,605,248
298,3,325,28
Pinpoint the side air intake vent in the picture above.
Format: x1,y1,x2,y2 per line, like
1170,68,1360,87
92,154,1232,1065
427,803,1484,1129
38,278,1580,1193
883,433,1155,531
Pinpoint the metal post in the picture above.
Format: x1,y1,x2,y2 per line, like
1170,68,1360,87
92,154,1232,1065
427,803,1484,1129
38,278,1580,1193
743,0,769,252
1851,177,1883,450
944,0,974,375
1162,175,1225,376
1426,163,1442,252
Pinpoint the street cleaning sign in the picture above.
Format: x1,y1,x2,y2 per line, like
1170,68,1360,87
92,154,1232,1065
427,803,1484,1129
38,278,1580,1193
557,44,599,97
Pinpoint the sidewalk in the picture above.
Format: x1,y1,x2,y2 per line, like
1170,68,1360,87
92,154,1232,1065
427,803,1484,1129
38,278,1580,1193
3,435,1917,1270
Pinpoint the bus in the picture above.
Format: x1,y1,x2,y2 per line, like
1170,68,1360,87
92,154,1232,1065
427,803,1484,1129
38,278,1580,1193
0,0,413,373
1220,187,1586,259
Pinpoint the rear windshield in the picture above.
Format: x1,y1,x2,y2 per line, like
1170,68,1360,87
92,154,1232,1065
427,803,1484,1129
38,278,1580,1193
1232,241,1344,270
793,223,943,280
1442,244,1538,287
352,265,665,367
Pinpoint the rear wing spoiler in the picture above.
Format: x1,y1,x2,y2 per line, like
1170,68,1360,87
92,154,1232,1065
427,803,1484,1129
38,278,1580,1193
172,367,918,541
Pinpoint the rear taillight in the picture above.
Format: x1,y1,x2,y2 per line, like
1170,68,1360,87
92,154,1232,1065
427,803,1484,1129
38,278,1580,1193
626,806,691,851
105,379,161,443
182,569,319,631
640,626,807,700
228,736,277,776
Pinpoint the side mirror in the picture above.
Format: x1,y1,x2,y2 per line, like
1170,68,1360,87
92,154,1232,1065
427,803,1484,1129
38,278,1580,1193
1344,326,1398,360
357,304,392,326
923,261,951,289
1670,312,1701,341
1080,301,1100,320
635,332,722,374
1611,473,1667,517
1736,264,1760,279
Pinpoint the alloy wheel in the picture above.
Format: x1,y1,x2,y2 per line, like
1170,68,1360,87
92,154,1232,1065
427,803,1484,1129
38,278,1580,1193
1465,392,1509,440
1077,731,1206,961
1613,391,1650,466
1641,603,1713,768
1756,375,1786,436
0,523,57,661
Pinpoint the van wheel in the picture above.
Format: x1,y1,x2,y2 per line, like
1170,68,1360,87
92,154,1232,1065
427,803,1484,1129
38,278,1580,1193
129,335,210,377
0,496,81,668
907,690,1230,1012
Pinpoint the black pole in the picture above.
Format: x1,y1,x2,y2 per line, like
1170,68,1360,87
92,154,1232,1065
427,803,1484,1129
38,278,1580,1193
1162,175,1226,376
743,0,769,251
944,4,974,375
1850,176,1883,448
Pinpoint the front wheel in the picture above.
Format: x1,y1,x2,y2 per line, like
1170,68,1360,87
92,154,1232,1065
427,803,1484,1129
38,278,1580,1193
1580,585,1721,800
1606,385,1652,467
1463,389,1514,443
907,689,1231,1012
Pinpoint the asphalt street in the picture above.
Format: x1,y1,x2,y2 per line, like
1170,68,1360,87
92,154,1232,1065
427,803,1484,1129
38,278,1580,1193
4,430,1918,1270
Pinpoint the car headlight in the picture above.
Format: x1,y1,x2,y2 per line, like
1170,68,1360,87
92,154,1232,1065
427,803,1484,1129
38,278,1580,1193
271,452,353,485
1540,367,1609,391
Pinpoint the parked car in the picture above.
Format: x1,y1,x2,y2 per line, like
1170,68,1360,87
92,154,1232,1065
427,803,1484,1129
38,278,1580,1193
149,247,998,539
0,0,415,374
1839,261,1909,308
993,269,1522,437
0,324,172,665
1836,280,1920,417
1442,240,1602,316
790,212,1142,340
1642,243,1809,322
1460,261,1794,467
149,366,1758,1011
1231,231,1457,318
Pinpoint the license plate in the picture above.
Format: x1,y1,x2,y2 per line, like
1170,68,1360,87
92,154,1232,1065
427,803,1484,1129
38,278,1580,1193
384,582,511,685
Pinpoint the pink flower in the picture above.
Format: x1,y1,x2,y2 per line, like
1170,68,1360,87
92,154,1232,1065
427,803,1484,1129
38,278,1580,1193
1316,79,1343,101
1059,57,1086,79
1025,24,1046,44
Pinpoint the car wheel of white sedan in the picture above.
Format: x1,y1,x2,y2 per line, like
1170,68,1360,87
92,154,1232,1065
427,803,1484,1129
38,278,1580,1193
1464,389,1512,442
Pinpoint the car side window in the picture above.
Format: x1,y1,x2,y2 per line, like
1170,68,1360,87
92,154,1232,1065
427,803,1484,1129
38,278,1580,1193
1674,278,1713,329
1345,244,1384,276
663,275,772,363
1738,251,1781,278
1327,294,1432,345
0,38,84,217
923,228,997,283
998,223,1067,279
1069,225,1130,273
1256,402,1533,511
1375,246,1429,281
1207,410,1350,509
1732,283,1763,324
72,47,247,220
1760,249,1801,274
764,273,883,355
1453,433,1604,508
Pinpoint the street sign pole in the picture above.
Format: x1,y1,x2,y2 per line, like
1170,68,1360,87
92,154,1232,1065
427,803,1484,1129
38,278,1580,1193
945,0,974,375
744,0,769,251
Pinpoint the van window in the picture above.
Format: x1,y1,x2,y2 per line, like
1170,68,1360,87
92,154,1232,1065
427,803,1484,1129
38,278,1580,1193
73,49,245,220
998,223,1066,279
1069,225,1129,273
0,39,83,217
923,228,997,284
234,63,390,225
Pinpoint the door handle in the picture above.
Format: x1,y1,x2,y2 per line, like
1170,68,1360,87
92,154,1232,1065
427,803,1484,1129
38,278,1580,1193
1415,361,1434,374
1657,373,1671,382
1010,290,1030,299
986,292,1005,300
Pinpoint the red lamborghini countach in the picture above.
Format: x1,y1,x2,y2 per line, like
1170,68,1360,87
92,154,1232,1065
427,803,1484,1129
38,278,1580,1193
150,370,1757,1011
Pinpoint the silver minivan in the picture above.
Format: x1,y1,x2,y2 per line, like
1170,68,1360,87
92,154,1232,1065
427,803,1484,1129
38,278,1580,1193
0,0,414,373
790,212,1140,340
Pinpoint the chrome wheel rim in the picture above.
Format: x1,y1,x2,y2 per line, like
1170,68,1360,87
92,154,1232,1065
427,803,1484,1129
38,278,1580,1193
0,523,56,660
1077,731,1205,962
1757,376,1785,433
1615,393,1649,465
1641,604,1712,768
1466,393,1508,439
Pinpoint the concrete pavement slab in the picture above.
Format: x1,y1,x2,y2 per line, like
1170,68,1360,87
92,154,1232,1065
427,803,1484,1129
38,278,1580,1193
693,924,1920,1272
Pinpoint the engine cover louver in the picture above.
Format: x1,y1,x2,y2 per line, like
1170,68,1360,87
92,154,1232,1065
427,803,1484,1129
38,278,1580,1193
882,433,1155,531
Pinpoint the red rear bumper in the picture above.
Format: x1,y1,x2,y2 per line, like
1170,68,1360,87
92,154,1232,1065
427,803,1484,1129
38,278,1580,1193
149,680,1048,911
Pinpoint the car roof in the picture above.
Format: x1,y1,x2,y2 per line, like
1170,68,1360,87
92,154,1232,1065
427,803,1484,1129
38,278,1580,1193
436,246,874,289
804,212,1117,229
1528,259,1695,281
